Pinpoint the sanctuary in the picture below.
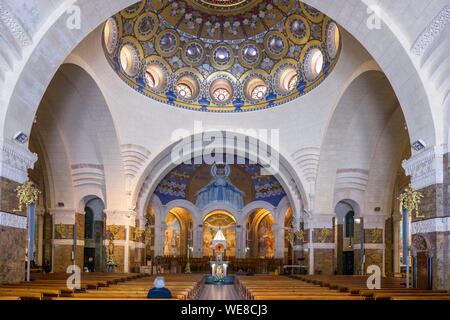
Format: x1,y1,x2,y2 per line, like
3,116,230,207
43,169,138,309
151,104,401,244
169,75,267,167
0,0,449,302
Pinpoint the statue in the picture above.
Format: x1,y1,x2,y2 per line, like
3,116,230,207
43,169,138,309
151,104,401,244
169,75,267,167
195,164,245,209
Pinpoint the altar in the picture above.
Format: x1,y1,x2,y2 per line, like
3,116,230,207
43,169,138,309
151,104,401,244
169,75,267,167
210,260,229,277
209,228,230,279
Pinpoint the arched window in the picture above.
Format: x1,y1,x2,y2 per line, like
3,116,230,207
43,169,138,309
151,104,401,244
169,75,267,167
103,18,118,54
245,77,267,101
145,64,165,90
176,75,199,100
210,78,233,103
304,48,324,81
120,44,139,77
345,211,354,238
326,22,340,59
279,66,298,93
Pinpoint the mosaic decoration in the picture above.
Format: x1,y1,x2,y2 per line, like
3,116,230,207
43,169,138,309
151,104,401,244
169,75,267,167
155,161,286,207
103,0,341,112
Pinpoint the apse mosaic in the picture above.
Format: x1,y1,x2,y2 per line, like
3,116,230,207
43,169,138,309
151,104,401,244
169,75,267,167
102,0,341,112
203,212,236,257
163,212,181,256
155,162,286,207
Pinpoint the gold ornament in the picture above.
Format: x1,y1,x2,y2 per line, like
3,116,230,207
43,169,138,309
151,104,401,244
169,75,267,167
285,229,295,248
55,224,67,238
295,229,305,244
398,184,424,218
108,224,120,240
144,227,153,245
319,227,331,243
134,227,144,241
370,228,382,243
14,180,41,212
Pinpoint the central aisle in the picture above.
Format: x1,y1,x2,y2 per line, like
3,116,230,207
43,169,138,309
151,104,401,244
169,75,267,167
197,284,242,300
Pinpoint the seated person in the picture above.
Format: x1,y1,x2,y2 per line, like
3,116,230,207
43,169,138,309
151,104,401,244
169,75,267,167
147,277,172,299
236,269,245,275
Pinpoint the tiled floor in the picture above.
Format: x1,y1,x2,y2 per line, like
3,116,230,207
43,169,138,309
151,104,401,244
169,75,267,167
197,284,242,300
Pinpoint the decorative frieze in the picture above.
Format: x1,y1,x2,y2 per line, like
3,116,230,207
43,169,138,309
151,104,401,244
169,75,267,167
411,5,450,56
411,217,450,235
0,211,27,229
0,3,32,48
0,140,37,183
402,146,444,190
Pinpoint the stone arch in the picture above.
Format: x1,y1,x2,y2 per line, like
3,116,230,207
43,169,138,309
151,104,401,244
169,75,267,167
28,63,126,212
301,0,438,146
334,199,362,219
200,203,239,224
242,201,277,226
164,199,201,227
134,131,307,223
0,0,438,164
316,70,402,214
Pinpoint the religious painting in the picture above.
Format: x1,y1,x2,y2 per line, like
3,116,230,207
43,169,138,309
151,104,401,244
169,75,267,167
164,213,181,256
154,160,286,207
203,212,236,257
258,214,275,258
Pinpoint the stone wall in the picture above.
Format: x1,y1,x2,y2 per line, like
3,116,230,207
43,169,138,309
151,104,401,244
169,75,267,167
0,177,23,214
314,249,334,275
384,218,393,276
0,225,26,283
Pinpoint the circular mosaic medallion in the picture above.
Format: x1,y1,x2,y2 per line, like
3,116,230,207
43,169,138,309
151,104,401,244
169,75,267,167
264,31,288,60
103,17,120,54
121,0,146,19
142,56,171,93
325,21,340,59
238,42,262,68
300,3,324,24
210,44,234,70
182,41,205,66
155,30,179,57
285,15,310,45
134,12,158,41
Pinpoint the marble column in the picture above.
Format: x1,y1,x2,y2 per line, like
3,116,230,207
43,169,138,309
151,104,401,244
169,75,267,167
0,140,37,283
35,207,45,266
403,146,449,290
235,224,244,259
304,214,335,275
105,210,136,273
353,215,386,275
51,208,84,272
273,224,285,259
193,224,203,258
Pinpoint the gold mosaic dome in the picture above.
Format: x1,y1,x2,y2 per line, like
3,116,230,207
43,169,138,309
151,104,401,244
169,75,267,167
103,0,341,112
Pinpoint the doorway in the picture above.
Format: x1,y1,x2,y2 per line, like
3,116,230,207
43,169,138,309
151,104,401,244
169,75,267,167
343,251,354,275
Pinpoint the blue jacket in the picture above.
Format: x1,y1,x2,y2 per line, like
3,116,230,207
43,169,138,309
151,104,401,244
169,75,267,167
147,287,172,299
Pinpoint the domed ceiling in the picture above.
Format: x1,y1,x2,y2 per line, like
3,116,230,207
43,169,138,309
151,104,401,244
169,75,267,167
103,0,341,112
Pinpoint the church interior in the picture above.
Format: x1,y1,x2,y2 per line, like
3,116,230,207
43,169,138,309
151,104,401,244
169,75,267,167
0,0,449,301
